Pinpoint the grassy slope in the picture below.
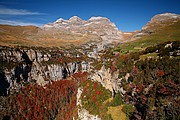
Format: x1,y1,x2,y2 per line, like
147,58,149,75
0,25,101,48
118,20,180,53
107,106,127,120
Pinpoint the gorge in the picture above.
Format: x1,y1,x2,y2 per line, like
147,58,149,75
0,13,180,120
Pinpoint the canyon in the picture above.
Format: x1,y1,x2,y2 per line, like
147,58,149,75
0,13,180,120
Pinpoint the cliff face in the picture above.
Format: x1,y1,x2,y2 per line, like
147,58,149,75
0,33,118,95
0,47,91,92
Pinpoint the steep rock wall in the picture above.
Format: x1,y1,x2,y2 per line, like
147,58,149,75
0,47,90,93
90,66,128,95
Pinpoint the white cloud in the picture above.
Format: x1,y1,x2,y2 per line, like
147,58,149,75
0,19,42,26
0,7,43,15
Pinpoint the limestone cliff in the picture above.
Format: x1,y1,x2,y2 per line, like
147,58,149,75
0,47,91,93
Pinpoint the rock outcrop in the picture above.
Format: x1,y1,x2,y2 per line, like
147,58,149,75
43,16,123,44
0,47,91,92
90,66,125,95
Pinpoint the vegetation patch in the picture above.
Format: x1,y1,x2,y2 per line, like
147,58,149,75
122,104,135,119
118,21,180,54
98,37,180,119
91,60,103,70
139,52,158,60
0,72,88,120
109,92,124,106
80,80,112,119
108,106,127,120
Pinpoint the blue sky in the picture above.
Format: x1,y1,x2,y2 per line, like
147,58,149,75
0,0,179,32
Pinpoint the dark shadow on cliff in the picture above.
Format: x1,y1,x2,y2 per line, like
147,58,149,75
62,68,68,79
14,52,32,83
0,71,10,96
2,115,10,120
22,52,32,65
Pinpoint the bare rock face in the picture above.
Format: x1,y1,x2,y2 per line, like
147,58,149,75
43,16,123,44
0,47,91,91
90,66,120,93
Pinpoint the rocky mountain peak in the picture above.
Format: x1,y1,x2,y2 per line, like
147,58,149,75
42,16,123,43
88,16,109,21
150,13,180,23
55,18,64,23
69,16,83,22
141,13,180,33
129,13,180,40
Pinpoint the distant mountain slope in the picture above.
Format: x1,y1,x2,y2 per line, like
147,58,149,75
0,25,42,47
0,13,179,48
118,13,180,53
0,16,124,48
141,13,180,34
0,24,101,48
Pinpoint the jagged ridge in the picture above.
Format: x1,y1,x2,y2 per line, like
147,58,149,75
43,16,123,43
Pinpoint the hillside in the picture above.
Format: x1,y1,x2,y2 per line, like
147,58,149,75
0,13,180,120
90,13,180,120
0,16,124,48
0,24,101,48
117,13,180,54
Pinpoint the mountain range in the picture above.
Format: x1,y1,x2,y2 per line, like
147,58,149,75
0,12,180,120
0,13,179,48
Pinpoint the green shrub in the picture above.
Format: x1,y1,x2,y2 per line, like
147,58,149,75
80,80,112,117
110,92,124,106
122,104,134,118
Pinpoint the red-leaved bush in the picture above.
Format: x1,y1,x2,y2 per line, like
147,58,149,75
4,72,88,120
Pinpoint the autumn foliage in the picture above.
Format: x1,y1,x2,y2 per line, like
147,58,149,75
80,80,111,117
2,72,88,120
